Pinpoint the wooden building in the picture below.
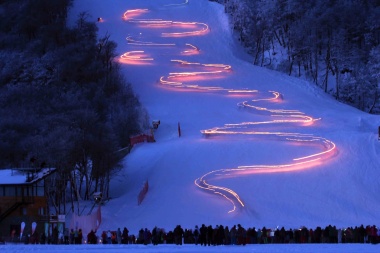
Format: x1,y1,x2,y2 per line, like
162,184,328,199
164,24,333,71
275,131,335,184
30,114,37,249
0,168,56,242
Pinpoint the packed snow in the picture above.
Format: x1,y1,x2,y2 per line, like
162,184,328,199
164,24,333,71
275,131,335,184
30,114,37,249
2,0,380,252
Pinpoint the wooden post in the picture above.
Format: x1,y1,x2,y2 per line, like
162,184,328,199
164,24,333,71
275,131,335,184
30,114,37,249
151,128,155,142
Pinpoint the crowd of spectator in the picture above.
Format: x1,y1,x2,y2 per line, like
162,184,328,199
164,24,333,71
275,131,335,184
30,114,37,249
118,224,380,246
4,224,380,245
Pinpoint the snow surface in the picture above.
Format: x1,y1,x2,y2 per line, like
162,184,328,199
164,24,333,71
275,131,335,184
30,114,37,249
1,243,380,253
0,168,56,184
2,0,380,252
0,169,27,184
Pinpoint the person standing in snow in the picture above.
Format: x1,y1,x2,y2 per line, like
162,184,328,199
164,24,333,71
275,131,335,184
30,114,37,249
230,225,237,245
106,230,112,244
11,229,16,242
174,225,184,245
263,227,269,244
87,230,97,244
52,226,59,244
256,228,262,244
73,228,79,244
152,226,158,245
78,229,83,244
199,224,207,246
64,228,69,244
236,224,246,245
122,227,129,244
116,228,122,244
217,225,225,245
224,226,231,245
206,225,213,246
337,228,342,243
193,225,200,245
143,228,151,245
111,231,117,244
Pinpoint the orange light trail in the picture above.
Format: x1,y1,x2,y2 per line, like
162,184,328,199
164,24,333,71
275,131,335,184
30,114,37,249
181,43,200,55
159,60,232,90
123,9,208,37
120,3,337,214
164,0,189,7
122,9,149,20
120,51,153,61
128,19,209,37
196,102,336,212
157,57,337,214
161,21,209,37
119,51,154,65
126,36,176,46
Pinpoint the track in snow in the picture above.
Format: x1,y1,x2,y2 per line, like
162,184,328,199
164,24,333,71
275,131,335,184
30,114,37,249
118,0,337,214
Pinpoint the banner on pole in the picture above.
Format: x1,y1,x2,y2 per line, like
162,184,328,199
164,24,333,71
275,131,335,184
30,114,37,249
20,222,25,241
32,222,37,235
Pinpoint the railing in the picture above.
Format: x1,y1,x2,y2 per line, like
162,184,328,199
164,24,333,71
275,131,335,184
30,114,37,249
0,202,23,223
0,196,35,222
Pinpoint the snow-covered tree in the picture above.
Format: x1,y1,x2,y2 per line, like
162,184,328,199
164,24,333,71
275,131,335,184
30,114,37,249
218,0,380,114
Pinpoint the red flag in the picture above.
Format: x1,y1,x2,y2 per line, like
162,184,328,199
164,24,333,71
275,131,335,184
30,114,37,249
96,205,102,230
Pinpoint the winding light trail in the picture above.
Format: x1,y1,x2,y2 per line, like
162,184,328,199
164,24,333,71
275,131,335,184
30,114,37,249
120,51,154,65
120,2,337,214
181,44,200,56
164,0,189,7
159,60,232,91
126,36,176,47
123,9,209,37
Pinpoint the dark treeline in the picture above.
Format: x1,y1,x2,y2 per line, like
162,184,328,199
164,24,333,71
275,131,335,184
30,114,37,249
216,0,380,113
0,0,149,213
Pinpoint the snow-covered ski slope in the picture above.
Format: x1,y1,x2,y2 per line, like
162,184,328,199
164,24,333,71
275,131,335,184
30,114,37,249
68,0,380,234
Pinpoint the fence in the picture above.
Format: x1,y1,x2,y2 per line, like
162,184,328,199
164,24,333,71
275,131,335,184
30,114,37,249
130,134,155,146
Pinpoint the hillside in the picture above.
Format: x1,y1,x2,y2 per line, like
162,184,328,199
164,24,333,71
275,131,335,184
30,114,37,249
68,0,380,235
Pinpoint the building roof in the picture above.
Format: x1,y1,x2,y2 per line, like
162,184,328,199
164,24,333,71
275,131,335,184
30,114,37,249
0,168,56,185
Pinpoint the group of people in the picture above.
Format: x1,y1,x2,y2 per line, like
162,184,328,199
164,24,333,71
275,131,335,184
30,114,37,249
9,224,380,245
99,227,130,244
88,224,380,245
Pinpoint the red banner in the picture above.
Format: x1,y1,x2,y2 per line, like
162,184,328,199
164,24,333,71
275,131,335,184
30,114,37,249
137,181,149,205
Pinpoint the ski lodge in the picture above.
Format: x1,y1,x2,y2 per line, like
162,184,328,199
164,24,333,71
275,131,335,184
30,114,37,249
0,167,57,241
